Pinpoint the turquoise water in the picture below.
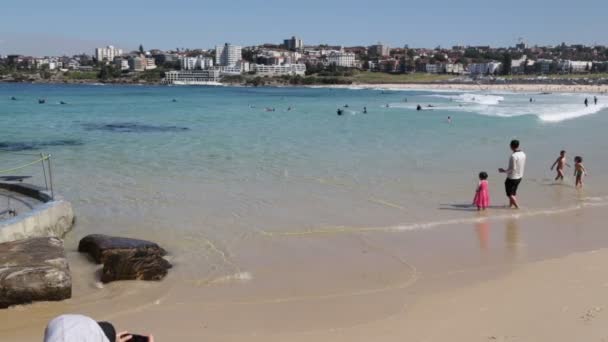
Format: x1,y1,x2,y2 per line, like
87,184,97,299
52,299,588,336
1,83,608,278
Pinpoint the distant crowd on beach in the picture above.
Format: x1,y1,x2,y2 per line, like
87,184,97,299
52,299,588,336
472,139,588,211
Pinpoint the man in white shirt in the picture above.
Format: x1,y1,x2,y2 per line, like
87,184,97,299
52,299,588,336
499,139,526,209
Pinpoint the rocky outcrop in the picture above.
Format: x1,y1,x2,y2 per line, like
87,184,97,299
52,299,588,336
78,234,167,264
101,250,172,283
78,234,171,283
0,237,71,308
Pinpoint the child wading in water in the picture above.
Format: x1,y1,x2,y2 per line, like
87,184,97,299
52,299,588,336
473,172,490,210
574,156,587,188
550,150,570,181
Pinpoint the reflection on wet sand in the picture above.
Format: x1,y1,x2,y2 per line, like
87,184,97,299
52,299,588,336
505,218,522,261
475,220,490,251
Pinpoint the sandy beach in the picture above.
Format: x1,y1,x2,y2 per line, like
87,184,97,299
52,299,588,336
333,82,608,94
3,203,608,341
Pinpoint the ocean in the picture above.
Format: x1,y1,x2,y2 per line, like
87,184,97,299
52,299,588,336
1,83,608,282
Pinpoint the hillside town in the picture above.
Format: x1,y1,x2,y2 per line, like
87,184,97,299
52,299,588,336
1,36,608,85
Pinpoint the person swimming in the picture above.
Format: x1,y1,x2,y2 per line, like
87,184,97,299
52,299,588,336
344,104,349,108
337,108,344,115
60,101,67,105
447,116,452,124
10,96,17,101
172,99,177,102
363,106,367,114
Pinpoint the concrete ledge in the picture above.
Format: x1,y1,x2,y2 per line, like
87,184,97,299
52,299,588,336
0,183,74,244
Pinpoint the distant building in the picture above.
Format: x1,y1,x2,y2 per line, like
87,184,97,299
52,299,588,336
215,43,242,66
468,62,502,75
536,59,553,74
129,56,146,72
444,63,465,74
558,60,591,73
128,56,156,71
425,64,441,74
113,57,130,71
181,57,198,70
327,52,357,68
283,36,304,51
145,57,157,70
181,56,213,70
153,53,177,66
95,46,123,62
251,63,306,76
510,55,528,74
164,70,221,84
368,43,390,57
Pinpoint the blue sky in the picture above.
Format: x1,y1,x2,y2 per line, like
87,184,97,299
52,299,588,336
1,0,606,55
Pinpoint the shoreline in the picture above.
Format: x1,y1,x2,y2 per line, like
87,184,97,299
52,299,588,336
2,79,608,94
315,82,608,94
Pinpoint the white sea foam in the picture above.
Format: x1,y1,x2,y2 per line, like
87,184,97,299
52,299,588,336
208,272,253,284
430,92,608,123
430,93,505,105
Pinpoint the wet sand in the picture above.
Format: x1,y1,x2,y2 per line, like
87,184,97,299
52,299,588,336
2,202,608,341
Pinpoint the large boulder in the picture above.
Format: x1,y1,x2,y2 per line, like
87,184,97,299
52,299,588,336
0,237,71,308
101,250,172,283
78,234,167,264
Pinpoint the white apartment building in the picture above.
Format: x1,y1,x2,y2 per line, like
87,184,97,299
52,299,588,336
113,57,130,70
327,52,357,68
164,70,221,84
558,60,591,73
95,45,123,62
180,56,214,70
181,57,198,70
251,63,306,76
468,62,502,75
215,43,242,66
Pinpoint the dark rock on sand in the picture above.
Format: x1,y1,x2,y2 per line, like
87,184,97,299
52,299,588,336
78,234,167,264
101,250,172,283
0,237,71,308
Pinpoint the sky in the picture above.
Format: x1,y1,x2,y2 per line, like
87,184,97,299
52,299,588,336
1,0,607,56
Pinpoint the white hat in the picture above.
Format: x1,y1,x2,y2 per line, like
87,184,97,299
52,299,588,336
43,314,113,342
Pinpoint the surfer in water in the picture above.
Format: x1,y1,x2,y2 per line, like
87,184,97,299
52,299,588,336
363,106,367,114
584,98,588,107
416,105,422,111
594,96,598,105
